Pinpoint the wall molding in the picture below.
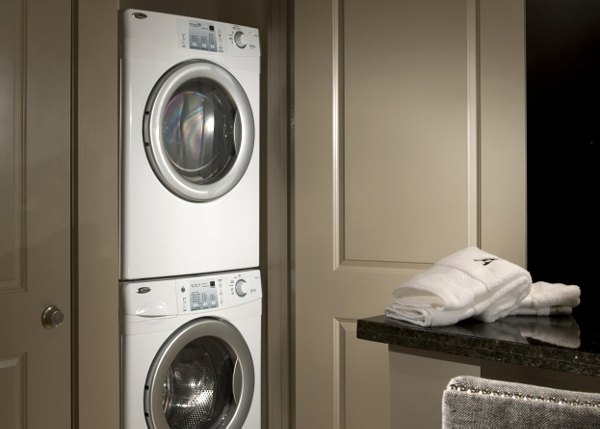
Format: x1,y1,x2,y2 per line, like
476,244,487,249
0,0,27,294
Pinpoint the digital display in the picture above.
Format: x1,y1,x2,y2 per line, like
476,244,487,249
189,281,218,311
189,22,217,52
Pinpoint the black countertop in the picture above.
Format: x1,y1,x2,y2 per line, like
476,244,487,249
357,311,600,377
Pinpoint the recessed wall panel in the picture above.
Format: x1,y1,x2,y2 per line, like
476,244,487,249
479,0,526,267
343,0,470,264
0,356,25,428
0,0,24,290
334,320,390,429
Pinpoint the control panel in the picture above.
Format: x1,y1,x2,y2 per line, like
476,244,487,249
226,26,259,52
177,17,260,55
188,21,219,52
180,278,220,312
123,269,261,318
176,269,261,314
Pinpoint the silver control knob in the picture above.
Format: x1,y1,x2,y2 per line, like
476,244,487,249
235,279,248,297
41,305,64,329
234,31,247,48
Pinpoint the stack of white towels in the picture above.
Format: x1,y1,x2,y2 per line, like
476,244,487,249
385,246,581,327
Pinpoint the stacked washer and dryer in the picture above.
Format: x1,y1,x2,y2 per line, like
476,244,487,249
119,9,261,429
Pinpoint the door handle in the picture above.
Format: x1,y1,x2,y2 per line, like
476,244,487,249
233,111,242,154
232,358,242,405
41,305,65,329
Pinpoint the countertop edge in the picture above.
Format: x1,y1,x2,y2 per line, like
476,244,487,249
357,316,600,378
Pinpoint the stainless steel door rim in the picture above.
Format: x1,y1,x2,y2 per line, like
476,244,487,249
144,60,254,202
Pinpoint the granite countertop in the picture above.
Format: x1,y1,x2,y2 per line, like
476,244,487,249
357,311,600,377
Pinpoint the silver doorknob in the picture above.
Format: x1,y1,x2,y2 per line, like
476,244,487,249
41,305,64,329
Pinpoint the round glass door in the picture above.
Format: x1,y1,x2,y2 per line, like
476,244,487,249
145,318,254,429
144,60,254,202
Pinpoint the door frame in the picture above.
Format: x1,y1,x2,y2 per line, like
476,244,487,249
264,0,291,427
75,0,120,427
75,0,291,427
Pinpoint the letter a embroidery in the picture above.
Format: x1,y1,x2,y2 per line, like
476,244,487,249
474,258,497,266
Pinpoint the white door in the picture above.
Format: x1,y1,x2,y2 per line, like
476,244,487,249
0,0,72,426
293,0,526,427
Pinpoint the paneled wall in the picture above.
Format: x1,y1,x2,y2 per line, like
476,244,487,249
294,0,526,427
0,0,25,294
1,0,72,426
343,0,471,264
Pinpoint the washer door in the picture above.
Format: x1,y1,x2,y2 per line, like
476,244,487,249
144,60,254,202
145,318,254,429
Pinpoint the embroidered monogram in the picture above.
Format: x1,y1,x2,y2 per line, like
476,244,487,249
474,258,497,266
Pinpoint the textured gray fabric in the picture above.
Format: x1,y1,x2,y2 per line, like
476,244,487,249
442,376,600,429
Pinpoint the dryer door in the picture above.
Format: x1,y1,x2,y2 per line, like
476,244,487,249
145,318,254,429
144,60,254,202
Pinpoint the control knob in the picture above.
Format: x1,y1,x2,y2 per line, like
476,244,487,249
235,279,249,297
234,31,247,48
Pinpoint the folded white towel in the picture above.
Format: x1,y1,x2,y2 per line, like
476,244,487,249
508,281,580,316
385,246,532,326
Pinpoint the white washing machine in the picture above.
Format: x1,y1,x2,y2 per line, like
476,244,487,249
121,269,262,428
119,9,260,281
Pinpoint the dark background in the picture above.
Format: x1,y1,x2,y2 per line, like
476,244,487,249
526,0,600,317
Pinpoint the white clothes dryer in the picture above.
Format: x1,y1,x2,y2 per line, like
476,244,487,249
119,9,260,281
121,269,262,429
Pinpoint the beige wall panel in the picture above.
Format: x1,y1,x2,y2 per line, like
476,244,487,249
344,0,470,264
295,0,475,427
389,349,480,428
78,0,120,427
479,0,527,266
0,356,24,428
25,1,72,423
0,0,24,290
338,320,390,429
294,1,400,426
0,0,71,424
